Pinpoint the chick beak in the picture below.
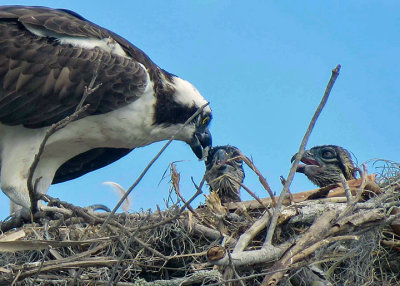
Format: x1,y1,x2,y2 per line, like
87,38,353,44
291,151,320,173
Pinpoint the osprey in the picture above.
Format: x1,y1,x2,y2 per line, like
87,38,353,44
0,6,212,213
291,145,356,187
205,146,244,204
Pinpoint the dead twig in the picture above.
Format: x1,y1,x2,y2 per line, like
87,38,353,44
233,211,271,253
27,104,90,215
261,64,341,285
76,60,101,111
221,174,269,210
262,65,341,250
340,173,353,203
239,154,276,206
170,163,199,218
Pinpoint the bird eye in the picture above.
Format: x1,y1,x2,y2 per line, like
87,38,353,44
202,116,210,126
322,150,335,159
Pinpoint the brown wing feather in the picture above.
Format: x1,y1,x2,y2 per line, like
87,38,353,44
0,6,150,128
0,6,160,72
0,6,109,39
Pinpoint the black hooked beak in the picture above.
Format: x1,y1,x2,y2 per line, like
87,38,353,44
190,127,212,159
291,151,320,173
291,152,300,164
291,151,310,163
291,151,305,173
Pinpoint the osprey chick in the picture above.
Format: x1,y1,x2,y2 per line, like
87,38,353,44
292,145,356,187
0,6,212,213
205,146,244,203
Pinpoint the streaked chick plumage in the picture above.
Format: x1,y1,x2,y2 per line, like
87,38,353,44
205,146,244,204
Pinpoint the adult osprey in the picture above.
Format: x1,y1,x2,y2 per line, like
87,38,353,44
0,6,212,213
292,145,356,187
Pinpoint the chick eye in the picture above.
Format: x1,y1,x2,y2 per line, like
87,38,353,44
322,150,335,159
202,116,210,126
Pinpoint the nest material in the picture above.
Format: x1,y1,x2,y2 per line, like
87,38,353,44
1,161,400,286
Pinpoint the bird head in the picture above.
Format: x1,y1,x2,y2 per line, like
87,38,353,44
205,145,244,203
153,75,212,159
291,145,356,187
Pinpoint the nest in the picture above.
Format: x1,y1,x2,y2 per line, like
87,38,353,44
0,159,399,286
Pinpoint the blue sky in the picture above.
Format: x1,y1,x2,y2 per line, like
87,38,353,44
0,1,399,218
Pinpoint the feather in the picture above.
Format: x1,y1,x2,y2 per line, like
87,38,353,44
102,181,131,212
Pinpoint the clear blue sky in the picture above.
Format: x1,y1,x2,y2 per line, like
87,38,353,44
0,1,399,218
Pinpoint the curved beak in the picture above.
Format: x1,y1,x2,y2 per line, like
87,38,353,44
190,127,212,159
291,151,320,173
291,152,300,164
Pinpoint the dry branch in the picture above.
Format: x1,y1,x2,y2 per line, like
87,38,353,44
265,65,341,248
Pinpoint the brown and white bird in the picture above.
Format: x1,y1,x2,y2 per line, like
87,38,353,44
205,146,244,204
292,145,356,187
0,6,212,213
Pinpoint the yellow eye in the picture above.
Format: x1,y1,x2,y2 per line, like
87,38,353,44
202,117,210,125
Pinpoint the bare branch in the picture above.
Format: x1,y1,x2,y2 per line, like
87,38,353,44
263,65,341,249
27,104,90,215
340,173,353,203
239,153,276,206
76,60,101,111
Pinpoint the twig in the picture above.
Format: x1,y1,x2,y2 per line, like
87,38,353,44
32,247,50,284
98,102,209,234
76,60,101,111
290,235,358,263
191,175,207,200
27,104,90,215
132,186,203,233
132,236,169,260
41,194,98,225
239,154,276,206
170,163,199,218
40,194,133,233
8,258,117,281
261,210,338,286
233,211,271,253
229,175,270,210
357,164,369,200
207,267,296,286
263,65,341,249
340,173,353,203
226,250,247,286
108,230,139,285
183,218,237,246
180,181,204,213
337,165,371,221
10,270,21,286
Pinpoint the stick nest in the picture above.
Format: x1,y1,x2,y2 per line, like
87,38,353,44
1,159,400,286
